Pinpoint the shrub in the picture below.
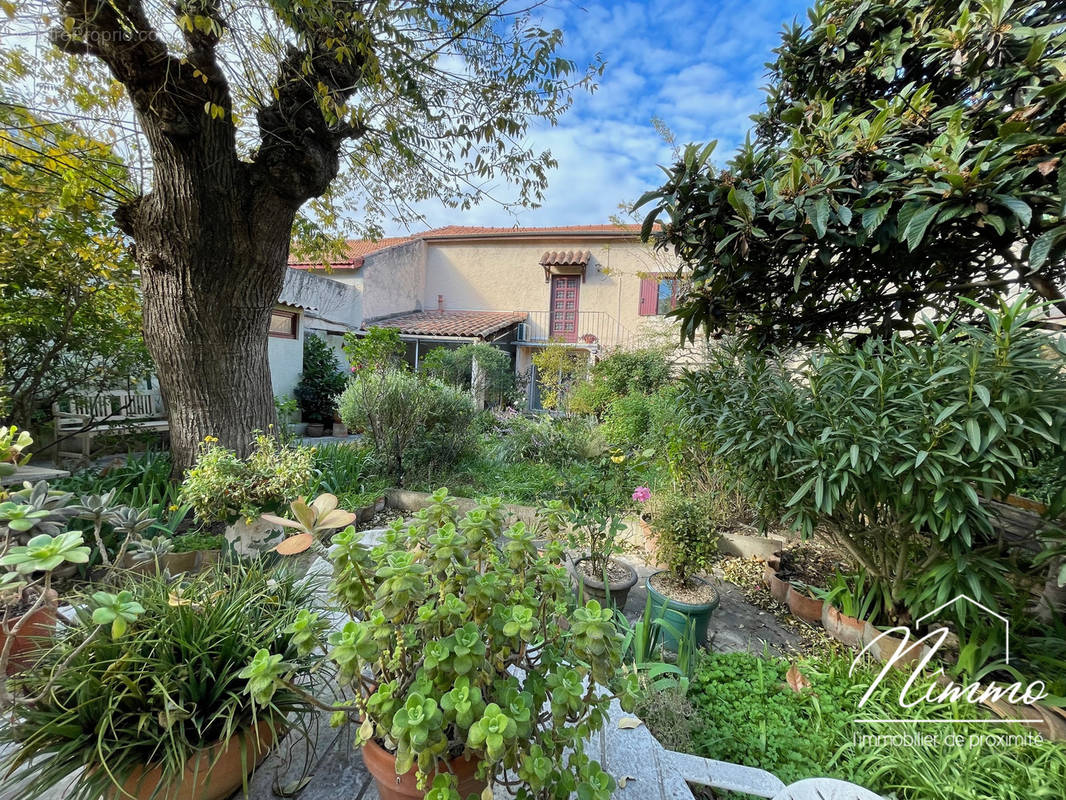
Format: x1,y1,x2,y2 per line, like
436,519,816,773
600,393,652,449
293,334,347,424
682,296,1066,625
482,411,601,467
531,343,588,411
420,343,518,407
338,371,475,482
647,490,721,584
179,434,315,523
570,348,672,417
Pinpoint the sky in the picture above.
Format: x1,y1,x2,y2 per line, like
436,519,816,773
396,0,811,234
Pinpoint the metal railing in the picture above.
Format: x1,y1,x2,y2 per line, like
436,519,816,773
515,310,637,350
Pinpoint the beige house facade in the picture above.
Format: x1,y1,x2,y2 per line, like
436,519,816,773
286,225,687,406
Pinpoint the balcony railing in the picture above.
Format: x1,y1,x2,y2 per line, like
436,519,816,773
515,310,637,350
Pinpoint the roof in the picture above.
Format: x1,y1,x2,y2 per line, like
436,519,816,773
289,224,649,270
539,250,591,267
365,310,527,339
289,236,411,270
419,224,644,240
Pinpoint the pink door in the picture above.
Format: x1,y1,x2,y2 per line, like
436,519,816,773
549,275,580,343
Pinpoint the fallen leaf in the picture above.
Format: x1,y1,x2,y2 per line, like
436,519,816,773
275,533,313,555
617,717,644,729
278,778,312,797
786,664,811,692
1037,158,1060,176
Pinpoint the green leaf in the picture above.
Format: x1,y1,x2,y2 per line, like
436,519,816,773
862,203,890,233
965,418,981,452
1030,227,1064,270
904,204,942,251
809,196,830,238
992,194,1031,227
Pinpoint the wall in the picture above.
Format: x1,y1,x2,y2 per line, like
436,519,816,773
361,239,427,320
267,305,304,399
421,238,682,346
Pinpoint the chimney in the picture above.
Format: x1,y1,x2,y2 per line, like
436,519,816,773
437,294,444,313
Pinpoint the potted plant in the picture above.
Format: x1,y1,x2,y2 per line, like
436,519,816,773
171,532,226,570
0,531,90,679
565,510,637,608
644,490,721,649
0,564,320,800
245,488,632,800
294,334,347,437
179,434,316,557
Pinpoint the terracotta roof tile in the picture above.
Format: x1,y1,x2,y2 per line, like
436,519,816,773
289,236,411,270
539,250,591,267
365,310,527,339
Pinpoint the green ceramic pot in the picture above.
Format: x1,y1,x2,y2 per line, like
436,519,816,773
645,571,720,651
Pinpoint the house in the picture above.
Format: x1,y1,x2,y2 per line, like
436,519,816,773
285,225,685,403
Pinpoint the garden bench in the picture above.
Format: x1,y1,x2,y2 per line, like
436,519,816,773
51,390,169,464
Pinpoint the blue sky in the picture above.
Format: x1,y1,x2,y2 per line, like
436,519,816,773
399,0,810,233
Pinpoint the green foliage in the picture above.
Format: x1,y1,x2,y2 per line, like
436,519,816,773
531,344,589,411
481,411,602,468
674,649,1066,798
600,393,653,449
251,490,631,798
310,442,380,496
293,334,347,424
338,371,475,483
1,531,89,574
570,348,672,417
170,532,224,553
638,0,1066,346
344,328,405,373
0,565,319,800
0,426,32,479
0,109,151,429
647,490,721,584
54,451,175,509
179,434,316,523
682,297,1066,624
421,343,518,407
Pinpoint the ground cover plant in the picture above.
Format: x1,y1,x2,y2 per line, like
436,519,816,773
647,649,1066,800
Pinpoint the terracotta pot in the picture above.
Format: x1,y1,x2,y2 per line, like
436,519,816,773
822,604,866,647
362,738,484,800
195,549,221,570
863,627,924,667
108,719,277,800
1,588,58,675
787,587,824,624
164,551,198,574
571,557,638,609
768,571,791,604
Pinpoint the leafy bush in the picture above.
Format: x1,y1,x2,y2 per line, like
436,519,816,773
647,490,721,584
293,334,347,424
570,348,672,417
600,393,653,449
54,450,175,509
338,371,475,482
420,343,518,407
482,411,601,467
310,442,379,496
682,296,1066,625
531,343,588,411
0,565,319,799
179,434,315,523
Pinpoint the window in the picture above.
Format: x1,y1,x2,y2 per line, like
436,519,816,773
269,309,299,339
638,276,680,316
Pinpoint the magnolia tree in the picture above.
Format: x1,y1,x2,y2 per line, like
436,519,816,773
638,0,1066,346
0,1,598,473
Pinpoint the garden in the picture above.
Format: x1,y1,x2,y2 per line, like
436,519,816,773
2,291,1066,799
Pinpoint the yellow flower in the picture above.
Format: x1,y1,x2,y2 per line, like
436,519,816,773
611,455,625,464
168,504,178,512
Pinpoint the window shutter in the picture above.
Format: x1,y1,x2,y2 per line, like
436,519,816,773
638,277,658,316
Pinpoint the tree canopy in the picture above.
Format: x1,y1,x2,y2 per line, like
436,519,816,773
638,0,1066,346
0,110,150,430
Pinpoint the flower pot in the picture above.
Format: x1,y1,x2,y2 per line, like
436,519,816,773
786,586,824,624
332,423,348,438
224,516,284,558
646,572,720,651
863,627,924,667
822,604,867,648
108,719,277,800
195,549,221,571
305,422,325,437
164,551,198,574
361,737,485,800
571,557,638,609
1,588,58,675
768,570,791,604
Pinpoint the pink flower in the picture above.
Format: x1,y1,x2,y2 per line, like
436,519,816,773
632,486,651,503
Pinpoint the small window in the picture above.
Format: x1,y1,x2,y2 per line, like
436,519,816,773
269,309,299,339
639,276,680,316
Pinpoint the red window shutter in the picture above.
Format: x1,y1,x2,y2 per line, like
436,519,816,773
638,277,658,316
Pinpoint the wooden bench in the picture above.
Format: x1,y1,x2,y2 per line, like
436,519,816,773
51,390,169,464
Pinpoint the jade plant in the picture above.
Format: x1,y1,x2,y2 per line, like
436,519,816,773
242,488,634,799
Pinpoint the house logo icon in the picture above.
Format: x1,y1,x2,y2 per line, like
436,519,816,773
913,594,1012,664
